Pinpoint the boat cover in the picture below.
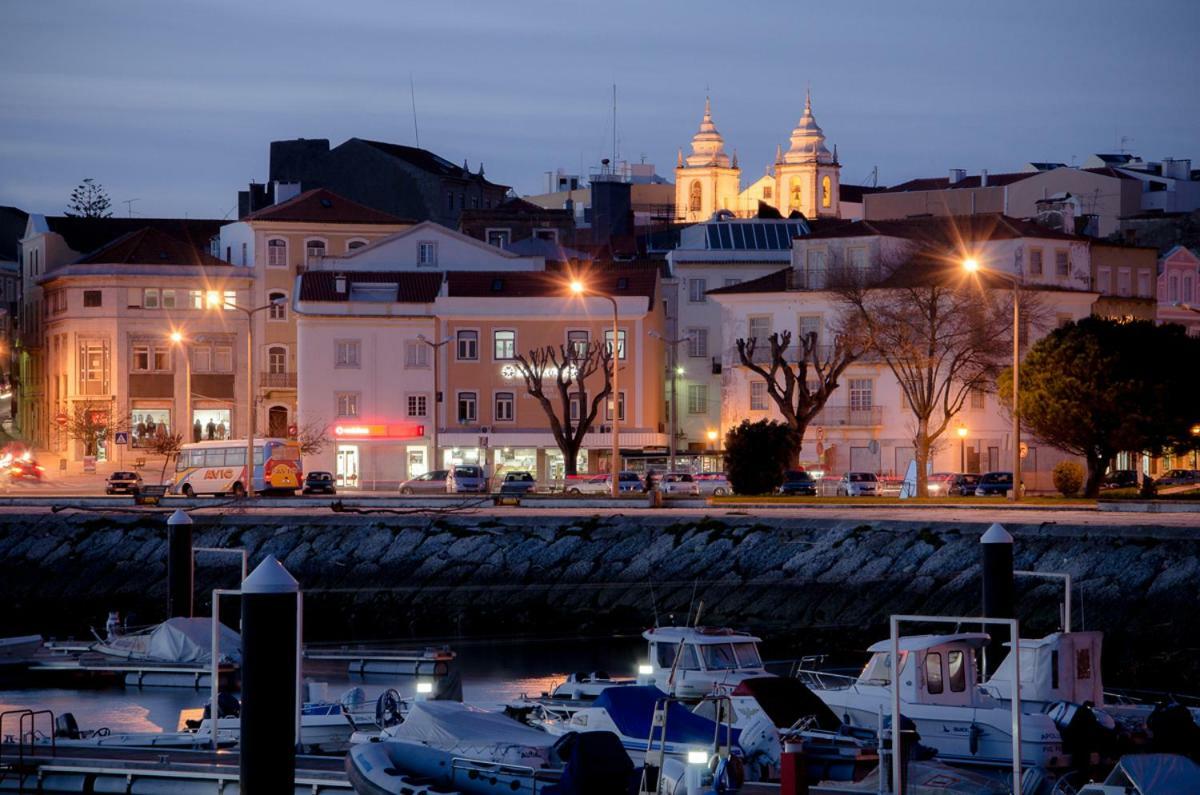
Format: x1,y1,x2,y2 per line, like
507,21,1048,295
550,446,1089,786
732,676,842,732
387,700,558,768
592,685,741,747
1102,754,1200,794
93,617,242,664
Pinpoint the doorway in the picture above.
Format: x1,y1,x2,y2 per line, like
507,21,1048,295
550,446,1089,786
268,405,288,438
336,445,360,489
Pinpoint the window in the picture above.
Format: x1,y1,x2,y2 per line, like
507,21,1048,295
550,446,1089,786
132,344,151,372
493,330,516,360
1096,266,1111,294
267,238,287,267
456,330,478,361
1055,249,1069,277
723,277,742,287
821,175,832,208
78,340,108,394
533,229,558,242
240,242,247,266
268,291,287,320
486,229,511,248
335,340,361,368
193,347,211,373
1137,270,1151,298
789,177,802,213
347,239,367,252
305,239,325,266
223,290,237,310
1057,313,1073,328
604,329,627,360
606,391,626,422
798,315,821,346
807,250,826,271
567,330,589,357
446,192,454,212
457,391,477,423
689,278,708,303
687,328,708,358
161,289,176,309
335,392,359,418
1116,269,1131,297
1030,248,1043,275
970,389,985,410
925,652,944,694
268,346,287,374
495,391,515,422
83,290,102,307
762,185,772,199
689,180,701,212
750,381,768,411
687,384,708,414
1169,274,1179,302
213,345,233,373
407,394,427,417
405,341,430,368
1186,275,1195,304
569,392,582,422
748,315,771,344
947,650,966,692
143,288,160,309
849,378,873,410
189,290,204,309
418,241,437,266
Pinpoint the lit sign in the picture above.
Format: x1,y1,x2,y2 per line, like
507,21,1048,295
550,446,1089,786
334,423,425,439
501,364,577,381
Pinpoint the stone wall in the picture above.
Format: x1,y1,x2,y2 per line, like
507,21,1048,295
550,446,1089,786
1,512,1196,688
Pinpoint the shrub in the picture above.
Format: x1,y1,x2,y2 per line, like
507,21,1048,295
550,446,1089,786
1051,460,1084,497
724,420,799,495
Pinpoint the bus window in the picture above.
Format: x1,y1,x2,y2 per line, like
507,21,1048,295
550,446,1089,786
269,442,300,461
254,447,264,466
226,447,245,465
190,450,205,467
204,448,226,467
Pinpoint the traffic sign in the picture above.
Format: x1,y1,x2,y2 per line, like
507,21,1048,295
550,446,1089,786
1019,442,1029,460
114,431,130,445
55,412,68,427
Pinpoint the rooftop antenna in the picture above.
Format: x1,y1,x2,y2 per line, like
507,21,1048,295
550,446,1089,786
611,83,617,169
863,166,878,187
122,198,140,218
409,73,421,149
1119,134,1134,154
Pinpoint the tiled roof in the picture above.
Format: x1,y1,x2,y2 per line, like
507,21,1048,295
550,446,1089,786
45,217,223,259
75,226,228,267
707,268,790,295
447,269,657,304
356,139,510,190
803,214,1087,243
297,270,443,302
880,171,1032,193
243,188,411,224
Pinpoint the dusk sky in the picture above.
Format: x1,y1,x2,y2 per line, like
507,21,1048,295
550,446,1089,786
2,0,1197,219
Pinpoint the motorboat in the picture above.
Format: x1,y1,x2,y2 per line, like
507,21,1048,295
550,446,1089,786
92,616,242,665
799,632,1067,770
635,626,770,699
345,699,634,795
180,687,369,753
24,712,238,750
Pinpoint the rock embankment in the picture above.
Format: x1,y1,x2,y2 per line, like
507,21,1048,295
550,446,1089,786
1,512,1196,687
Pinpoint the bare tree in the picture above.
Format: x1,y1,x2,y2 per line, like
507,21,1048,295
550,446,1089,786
294,419,330,456
148,432,185,484
63,402,116,457
65,178,113,218
510,341,613,476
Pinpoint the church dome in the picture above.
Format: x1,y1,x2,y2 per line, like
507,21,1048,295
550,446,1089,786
782,91,834,165
684,97,732,168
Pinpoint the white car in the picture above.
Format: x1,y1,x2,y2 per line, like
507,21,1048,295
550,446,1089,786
564,472,643,495
694,472,731,496
657,472,700,496
836,472,878,497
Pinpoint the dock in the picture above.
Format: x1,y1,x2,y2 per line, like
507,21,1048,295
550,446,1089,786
302,643,455,677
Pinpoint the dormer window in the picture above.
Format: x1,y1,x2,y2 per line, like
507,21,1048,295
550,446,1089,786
418,241,437,266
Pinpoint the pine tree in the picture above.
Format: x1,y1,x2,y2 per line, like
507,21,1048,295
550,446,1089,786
65,178,113,218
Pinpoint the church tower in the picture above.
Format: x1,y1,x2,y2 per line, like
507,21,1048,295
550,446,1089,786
675,97,742,222
772,91,840,219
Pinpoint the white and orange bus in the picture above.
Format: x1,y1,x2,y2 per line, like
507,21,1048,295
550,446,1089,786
171,438,302,497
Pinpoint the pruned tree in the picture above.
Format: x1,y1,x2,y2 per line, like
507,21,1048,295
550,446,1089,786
148,432,185,484
65,178,113,218
63,402,116,457
294,419,330,456
510,341,613,477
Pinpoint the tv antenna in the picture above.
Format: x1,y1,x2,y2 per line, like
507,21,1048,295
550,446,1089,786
121,198,140,217
862,166,879,187
410,73,421,149
1119,135,1134,154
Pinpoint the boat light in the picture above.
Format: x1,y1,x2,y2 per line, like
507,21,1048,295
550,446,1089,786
416,681,433,694
687,750,709,765
638,664,653,675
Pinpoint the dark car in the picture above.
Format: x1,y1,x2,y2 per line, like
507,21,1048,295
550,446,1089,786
302,471,336,495
499,471,537,495
946,473,981,496
975,471,1023,497
778,469,817,496
106,471,143,495
1101,469,1139,490
1154,469,1200,487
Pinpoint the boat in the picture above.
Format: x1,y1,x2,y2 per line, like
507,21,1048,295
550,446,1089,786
345,700,634,795
180,686,372,753
635,626,770,699
1077,753,1200,794
91,616,241,666
25,711,238,749
799,632,1068,771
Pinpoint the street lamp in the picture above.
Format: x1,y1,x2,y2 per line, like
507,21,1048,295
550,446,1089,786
569,279,620,498
957,425,968,473
649,330,692,474
417,333,452,474
169,331,192,444
963,257,1022,501
205,291,285,498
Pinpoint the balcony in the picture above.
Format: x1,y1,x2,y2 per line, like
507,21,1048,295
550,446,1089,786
259,371,297,389
812,404,883,427
787,265,883,290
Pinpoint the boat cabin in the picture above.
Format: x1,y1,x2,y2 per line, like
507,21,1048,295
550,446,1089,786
984,632,1104,707
858,633,991,708
638,627,767,696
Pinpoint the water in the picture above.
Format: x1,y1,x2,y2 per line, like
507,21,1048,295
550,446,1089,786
0,635,644,737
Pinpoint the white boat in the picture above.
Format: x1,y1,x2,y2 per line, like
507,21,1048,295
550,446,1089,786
800,632,1067,771
180,688,366,753
635,626,770,699
30,712,238,750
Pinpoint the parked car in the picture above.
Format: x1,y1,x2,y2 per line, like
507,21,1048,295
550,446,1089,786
446,465,489,494
925,473,957,496
1154,469,1200,487
399,470,449,494
944,473,982,496
658,472,700,496
974,471,1024,497
836,472,878,497
1101,469,1139,490
778,469,818,496
302,471,336,495
499,471,537,495
105,471,143,495
694,472,731,496
564,471,643,495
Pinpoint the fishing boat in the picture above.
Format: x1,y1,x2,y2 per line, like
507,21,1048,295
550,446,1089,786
635,626,770,699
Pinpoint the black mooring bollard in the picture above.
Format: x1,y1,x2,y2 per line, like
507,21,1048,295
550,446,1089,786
166,509,193,618
240,555,299,794
980,522,1014,675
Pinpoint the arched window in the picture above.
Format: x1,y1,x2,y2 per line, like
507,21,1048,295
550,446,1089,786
689,181,702,212
822,175,832,208
347,239,367,252
268,291,287,320
268,346,287,374
305,239,325,266
789,177,802,213
266,238,287,267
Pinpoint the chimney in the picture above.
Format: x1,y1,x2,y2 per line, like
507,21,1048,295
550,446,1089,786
334,274,346,294
980,169,989,187
949,168,967,185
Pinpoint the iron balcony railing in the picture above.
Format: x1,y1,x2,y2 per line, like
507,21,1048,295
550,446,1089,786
812,404,883,427
259,372,297,388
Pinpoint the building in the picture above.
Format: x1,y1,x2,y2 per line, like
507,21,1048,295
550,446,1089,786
710,214,1098,491
38,227,253,471
1089,242,1158,321
1156,245,1200,333
523,161,675,231
245,138,511,227
0,206,27,415
458,197,575,249
217,188,412,438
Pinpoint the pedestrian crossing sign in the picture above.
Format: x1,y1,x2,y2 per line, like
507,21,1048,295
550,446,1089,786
114,431,130,445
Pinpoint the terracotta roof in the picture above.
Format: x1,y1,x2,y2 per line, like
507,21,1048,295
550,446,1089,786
880,171,1032,193
45,217,223,258
76,226,228,267
803,214,1087,243
356,139,510,190
297,270,443,302
447,269,657,306
243,188,411,224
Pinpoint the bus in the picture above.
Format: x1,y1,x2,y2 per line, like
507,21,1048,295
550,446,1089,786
172,438,302,497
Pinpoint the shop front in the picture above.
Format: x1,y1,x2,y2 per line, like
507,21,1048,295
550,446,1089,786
330,422,426,490
130,406,172,448
192,407,233,442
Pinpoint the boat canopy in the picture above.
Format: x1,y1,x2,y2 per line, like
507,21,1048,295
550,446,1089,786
987,632,1104,706
1098,753,1200,794
593,685,741,747
866,633,989,653
644,626,763,645
386,701,557,768
730,676,841,732
93,618,241,664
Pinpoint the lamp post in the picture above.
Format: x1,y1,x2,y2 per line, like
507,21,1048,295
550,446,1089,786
205,291,284,498
417,332,452,474
963,257,1021,502
169,331,192,444
649,331,691,473
569,280,620,498
957,425,968,473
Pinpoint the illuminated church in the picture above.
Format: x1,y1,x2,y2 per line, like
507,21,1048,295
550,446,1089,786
674,91,842,222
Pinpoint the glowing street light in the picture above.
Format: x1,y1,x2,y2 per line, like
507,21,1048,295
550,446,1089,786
962,257,980,273
168,330,191,444
568,277,620,498
957,425,968,473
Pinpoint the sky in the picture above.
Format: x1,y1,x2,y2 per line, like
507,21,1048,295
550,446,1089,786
2,0,1198,220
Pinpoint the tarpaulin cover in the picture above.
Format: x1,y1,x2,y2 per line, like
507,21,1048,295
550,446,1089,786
94,618,242,664
592,685,740,747
386,700,557,768
1105,753,1200,794
731,676,842,731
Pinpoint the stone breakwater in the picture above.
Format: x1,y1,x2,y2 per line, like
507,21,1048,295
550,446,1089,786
1,511,1197,687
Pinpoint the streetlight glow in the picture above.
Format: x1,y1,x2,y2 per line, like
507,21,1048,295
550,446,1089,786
569,280,585,295
962,257,980,273
205,290,222,308
957,426,968,438
675,366,685,376
707,430,718,442
169,331,183,344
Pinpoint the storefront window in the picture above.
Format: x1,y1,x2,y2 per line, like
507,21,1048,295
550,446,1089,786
443,447,483,468
546,449,588,482
493,447,537,479
192,409,232,442
407,446,428,478
130,409,171,448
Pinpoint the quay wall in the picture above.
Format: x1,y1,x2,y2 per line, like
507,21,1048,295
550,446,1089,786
1,512,1197,686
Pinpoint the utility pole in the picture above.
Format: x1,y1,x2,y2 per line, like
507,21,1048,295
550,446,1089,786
418,330,452,473
650,331,692,473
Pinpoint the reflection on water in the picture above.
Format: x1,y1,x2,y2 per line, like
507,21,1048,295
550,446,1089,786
0,636,643,736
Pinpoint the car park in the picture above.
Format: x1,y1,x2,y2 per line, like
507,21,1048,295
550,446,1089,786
974,471,1023,497
498,471,537,495
302,471,336,495
836,471,878,497
694,472,731,496
658,472,700,496
446,465,489,494
778,469,818,496
399,470,449,494
105,471,143,495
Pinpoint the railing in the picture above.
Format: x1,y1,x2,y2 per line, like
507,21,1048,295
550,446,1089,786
812,405,883,426
259,372,297,388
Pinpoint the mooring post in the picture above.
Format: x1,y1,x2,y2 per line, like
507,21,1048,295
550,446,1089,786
980,523,1014,676
166,509,194,618
240,555,299,794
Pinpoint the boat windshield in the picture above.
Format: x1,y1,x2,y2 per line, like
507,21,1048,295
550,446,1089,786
701,643,740,670
654,641,701,671
860,651,908,685
732,642,763,668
